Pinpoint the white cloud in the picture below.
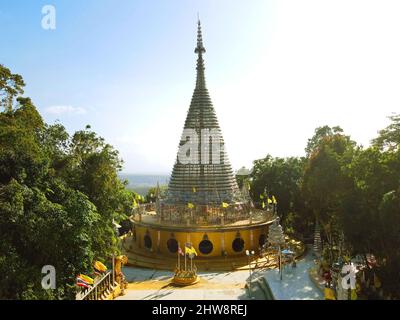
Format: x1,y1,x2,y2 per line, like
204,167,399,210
45,105,87,115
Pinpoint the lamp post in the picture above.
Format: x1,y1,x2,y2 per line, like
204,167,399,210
246,249,255,298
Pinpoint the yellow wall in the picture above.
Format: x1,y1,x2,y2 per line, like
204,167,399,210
133,224,269,258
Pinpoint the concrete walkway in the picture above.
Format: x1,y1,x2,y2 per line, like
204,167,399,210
263,249,323,300
116,267,263,300
116,248,322,300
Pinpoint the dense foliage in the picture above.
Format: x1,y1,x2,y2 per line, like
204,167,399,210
249,121,400,298
0,65,135,299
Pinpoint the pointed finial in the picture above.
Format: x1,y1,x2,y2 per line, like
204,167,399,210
195,18,206,54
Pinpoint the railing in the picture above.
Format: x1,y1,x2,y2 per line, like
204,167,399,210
76,271,115,300
131,203,274,227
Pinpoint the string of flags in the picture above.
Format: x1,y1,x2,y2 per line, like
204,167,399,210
177,244,197,257
187,202,231,209
260,193,278,208
76,260,108,289
76,274,94,288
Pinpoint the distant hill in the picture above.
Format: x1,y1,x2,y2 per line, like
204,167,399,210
119,174,169,195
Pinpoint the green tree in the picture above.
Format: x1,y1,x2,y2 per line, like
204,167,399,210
0,64,25,112
250,155,309,237
302,126,356,263
372,114,400,151
342,115,400,298
0,66,134,299
0,100,101,299
62,127,132,259
305,125,344,157
376,190,400,297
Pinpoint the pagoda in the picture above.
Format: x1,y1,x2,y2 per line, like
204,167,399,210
165,20,241,206
126,20,275,269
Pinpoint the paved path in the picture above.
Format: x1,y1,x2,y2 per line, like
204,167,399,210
117,267,263,300
117,249,322,300
263,249,323,300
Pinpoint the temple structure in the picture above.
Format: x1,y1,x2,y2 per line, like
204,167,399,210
165,20,241,206
125,21,274,269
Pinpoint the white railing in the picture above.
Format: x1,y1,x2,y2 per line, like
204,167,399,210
131,205,274,227
76,271,115,300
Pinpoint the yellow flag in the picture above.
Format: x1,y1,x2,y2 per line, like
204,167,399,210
185,247,193,255
185,246,198,256
94,261,108,272
188,202,195,209
272,195,277,204
260,194,264,199
324,287,336,300
190,246,198,256
262,201,266,209
133,199,138,208
222,202,229,208
192,187,196,193
267,198,273,204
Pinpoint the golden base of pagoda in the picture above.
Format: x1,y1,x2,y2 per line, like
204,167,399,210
126,219,272,260
171,270,200,286
122,238,274,272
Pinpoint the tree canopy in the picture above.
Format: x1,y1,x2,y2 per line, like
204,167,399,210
249,120,400,298
0,64,25,112
0,65,136,299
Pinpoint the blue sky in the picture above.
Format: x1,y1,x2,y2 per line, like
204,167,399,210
1,1,400,174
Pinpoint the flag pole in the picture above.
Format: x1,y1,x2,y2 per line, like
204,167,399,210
178,242,181,270
184,246,187,271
